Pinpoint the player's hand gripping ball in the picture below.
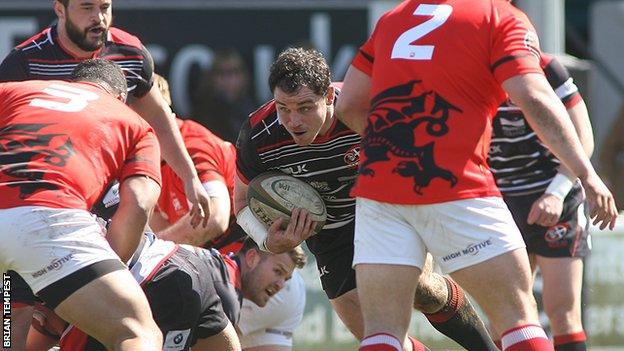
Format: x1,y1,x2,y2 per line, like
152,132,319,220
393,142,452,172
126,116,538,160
247,171,327,235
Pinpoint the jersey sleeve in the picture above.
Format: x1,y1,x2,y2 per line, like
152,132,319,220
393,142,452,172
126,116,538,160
119,123,162,186
542,56,582,109
131,44,155,98
350,18,382,76
490,4,544,84
189,139,228,184
0,50,29,82
235,119,266,184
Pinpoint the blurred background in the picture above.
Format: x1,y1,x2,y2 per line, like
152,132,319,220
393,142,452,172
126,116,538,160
1,1,622,349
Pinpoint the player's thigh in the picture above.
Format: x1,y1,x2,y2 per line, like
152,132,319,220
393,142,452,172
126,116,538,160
330,288,364,340
537,256,583,316
449,248,537,330
415,197,526,274
353,197,428,268
53,269,157,348
0,207,121,296
192,321,241,351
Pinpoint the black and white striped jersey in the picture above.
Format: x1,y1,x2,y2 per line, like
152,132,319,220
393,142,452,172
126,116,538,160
488,54,583,196
0,25,153,99
236,91,361,250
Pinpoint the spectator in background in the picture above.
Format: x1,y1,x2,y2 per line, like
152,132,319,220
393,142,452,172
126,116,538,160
599,104,624,210
192,48,258,142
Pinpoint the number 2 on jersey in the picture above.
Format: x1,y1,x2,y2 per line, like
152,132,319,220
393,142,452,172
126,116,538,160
391,4,452,60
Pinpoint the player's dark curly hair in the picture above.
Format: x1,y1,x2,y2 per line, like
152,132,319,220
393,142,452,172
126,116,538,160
268,47,331,97
70,59,128,99
56,0,70,7
238,238,307,269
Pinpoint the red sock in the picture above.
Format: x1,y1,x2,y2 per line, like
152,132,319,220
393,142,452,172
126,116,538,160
502,325,554,351
494,339,502,350
360,333,403,351
554,331,587,351
408,336,430,351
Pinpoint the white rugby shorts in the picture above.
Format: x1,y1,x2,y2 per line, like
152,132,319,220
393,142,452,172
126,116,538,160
238,271,306,348
352,196,526,273
0,206,122,293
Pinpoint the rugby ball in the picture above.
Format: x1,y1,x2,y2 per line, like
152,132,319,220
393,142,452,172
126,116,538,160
247,171,327,235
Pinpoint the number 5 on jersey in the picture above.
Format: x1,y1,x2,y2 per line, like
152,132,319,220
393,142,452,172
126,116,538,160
391,4,452,60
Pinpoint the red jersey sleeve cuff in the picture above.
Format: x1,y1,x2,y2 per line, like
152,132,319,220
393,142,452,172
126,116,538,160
120,167,162,188
351,50,373,76
493,56,544,84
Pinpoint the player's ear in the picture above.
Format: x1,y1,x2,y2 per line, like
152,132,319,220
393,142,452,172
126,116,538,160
53,0,66,20
325,86,335,106
245,248,262,269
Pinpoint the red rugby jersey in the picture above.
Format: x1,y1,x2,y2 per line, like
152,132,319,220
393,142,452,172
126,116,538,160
350,0,544,204
0,80,161,210
157,118,236,224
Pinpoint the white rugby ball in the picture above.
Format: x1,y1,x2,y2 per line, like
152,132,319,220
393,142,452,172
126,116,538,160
247,171,327,235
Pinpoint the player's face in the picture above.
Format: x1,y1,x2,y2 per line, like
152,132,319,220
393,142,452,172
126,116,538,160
59,0,112,52
243,251,295,307
275,86,335,146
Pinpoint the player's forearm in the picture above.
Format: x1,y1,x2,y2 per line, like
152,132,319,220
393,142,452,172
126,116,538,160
108,176,160,261
108,203,151,262
151,115,198,182
566,100,594,157
158,197,230,246
157,212,227,246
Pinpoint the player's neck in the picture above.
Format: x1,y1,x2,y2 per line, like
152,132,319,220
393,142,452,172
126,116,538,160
56,24,98,59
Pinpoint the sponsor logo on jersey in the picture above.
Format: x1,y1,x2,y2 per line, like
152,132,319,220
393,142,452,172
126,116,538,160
309,181,330,192
344,145,360,167
489,145,502,155
318,265,330,277
545,223,570,242
164,329,190,350
282,163,308,175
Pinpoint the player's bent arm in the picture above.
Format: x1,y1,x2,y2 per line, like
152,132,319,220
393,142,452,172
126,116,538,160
547,99,595,198
107,175,161,262
502,73,594,180
335,65,372,135
131,84,210,226
504,73,618,228
157,192,231,246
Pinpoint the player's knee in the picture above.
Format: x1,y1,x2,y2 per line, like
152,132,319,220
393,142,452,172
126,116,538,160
412,275,447,314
